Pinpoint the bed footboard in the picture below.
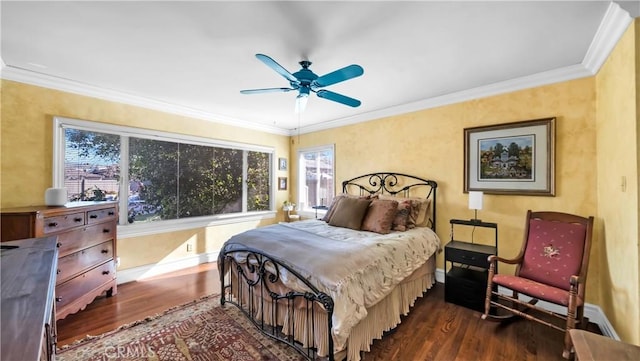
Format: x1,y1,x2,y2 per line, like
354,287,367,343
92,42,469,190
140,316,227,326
219,246,335,361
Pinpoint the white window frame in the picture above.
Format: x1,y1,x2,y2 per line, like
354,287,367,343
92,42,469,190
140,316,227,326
53,116,276,238
296,144,335,219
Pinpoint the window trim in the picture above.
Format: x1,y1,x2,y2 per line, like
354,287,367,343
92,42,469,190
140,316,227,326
53,116,276,238
296,144,335,219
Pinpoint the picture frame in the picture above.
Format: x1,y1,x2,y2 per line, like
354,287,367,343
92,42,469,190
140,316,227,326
464,117,555,196
278,177,288,190
278,157,287,171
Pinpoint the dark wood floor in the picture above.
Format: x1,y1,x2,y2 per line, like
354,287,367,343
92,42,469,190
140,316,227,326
57,263,598,360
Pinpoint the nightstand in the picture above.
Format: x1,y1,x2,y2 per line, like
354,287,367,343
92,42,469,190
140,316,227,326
312,205,328,219
444,219,498,312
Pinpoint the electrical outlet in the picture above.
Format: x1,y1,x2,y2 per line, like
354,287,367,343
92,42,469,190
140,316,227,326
116,257,121,267
186,244,193,252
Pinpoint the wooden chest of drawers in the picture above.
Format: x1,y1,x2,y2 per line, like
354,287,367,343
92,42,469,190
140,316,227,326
1,202,118,320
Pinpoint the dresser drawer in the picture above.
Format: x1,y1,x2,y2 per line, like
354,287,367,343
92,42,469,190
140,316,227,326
55,260,116,310
55,223,115,258
42,212,85,234
445,247,492,269
87,207,117,225
56,241,114,284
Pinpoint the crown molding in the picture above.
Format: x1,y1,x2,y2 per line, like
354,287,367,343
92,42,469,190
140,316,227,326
582,1,633,74
0,65,291,136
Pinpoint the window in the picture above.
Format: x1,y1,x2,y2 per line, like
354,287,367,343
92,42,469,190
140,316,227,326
297,145,335,216
54,117,274,236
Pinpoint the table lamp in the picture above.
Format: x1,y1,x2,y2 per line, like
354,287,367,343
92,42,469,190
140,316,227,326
468,191,483,223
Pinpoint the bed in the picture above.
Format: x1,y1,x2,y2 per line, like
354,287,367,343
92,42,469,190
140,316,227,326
218,172,440,361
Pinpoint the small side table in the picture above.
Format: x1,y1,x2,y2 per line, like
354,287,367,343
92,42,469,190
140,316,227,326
444,219,498,312
312,205,328,219
570,329,640,361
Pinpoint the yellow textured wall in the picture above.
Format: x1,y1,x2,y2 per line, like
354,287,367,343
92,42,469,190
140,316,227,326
595,19,640,344
0,80,290,268
291,77,600,304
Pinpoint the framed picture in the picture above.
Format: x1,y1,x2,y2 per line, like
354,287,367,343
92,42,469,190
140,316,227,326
278,177,288,190
278,157,287,171
464,117,555,196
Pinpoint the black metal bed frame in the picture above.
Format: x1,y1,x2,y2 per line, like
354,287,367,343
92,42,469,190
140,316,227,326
219,172,438,361
219,246,334,360
342,172,438,231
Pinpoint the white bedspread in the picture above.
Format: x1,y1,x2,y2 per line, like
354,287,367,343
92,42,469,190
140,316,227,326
222,219,441,350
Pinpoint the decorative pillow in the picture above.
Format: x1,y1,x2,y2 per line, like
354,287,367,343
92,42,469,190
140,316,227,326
378,195,431,227
328,197,372,230
392,200,413,231
361,199,399,234
321,194,346,222
322,193,372,222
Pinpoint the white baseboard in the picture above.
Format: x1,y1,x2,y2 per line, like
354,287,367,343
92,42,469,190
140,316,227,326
117,259,618,340
436,267,619,340
116,251,219,285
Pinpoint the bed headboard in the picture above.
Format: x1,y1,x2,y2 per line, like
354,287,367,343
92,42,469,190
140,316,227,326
341,172,438,231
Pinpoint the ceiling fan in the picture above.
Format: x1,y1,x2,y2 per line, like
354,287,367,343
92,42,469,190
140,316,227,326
240,53,364,112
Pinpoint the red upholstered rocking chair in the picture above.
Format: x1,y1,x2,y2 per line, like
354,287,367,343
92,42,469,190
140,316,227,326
481,210,594,359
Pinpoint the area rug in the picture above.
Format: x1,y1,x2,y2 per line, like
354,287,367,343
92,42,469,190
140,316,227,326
57,294,306,361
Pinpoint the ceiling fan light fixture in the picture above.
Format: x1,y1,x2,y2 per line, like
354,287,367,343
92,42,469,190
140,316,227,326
295,93,309,113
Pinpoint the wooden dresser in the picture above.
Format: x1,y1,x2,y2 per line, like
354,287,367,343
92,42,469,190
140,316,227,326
1,236,58,361
1,201,118,320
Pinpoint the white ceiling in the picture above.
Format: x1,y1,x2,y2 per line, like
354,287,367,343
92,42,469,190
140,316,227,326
1,1,637,135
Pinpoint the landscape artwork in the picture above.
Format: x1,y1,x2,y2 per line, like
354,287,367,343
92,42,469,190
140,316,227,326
464,117,555,196
477,135,534,181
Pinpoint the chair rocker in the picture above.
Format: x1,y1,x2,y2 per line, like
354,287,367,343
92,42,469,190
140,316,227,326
481,210,594,359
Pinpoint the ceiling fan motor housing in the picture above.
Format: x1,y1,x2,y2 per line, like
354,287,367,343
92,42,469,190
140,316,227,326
293,62,318,89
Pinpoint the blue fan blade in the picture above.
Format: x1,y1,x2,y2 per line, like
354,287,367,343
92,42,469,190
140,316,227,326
312,64,363,88
316,89,361,107
240,87,295,94
256,54,299,84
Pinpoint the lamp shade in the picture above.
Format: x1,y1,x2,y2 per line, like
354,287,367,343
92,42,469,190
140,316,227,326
468,191,483,210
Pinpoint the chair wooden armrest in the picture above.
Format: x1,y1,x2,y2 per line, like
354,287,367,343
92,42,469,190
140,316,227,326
488,254,521,265
570,274,584,286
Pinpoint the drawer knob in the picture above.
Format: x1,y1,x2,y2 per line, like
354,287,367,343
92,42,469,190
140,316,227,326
89,214,98,219
56,269,61,274
101,249,109,254
74,217,83,222
55,297,62,302
56,242,62,248
108,211,115,216
102,270,111,275
48,222,58,227
103,229,111,233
